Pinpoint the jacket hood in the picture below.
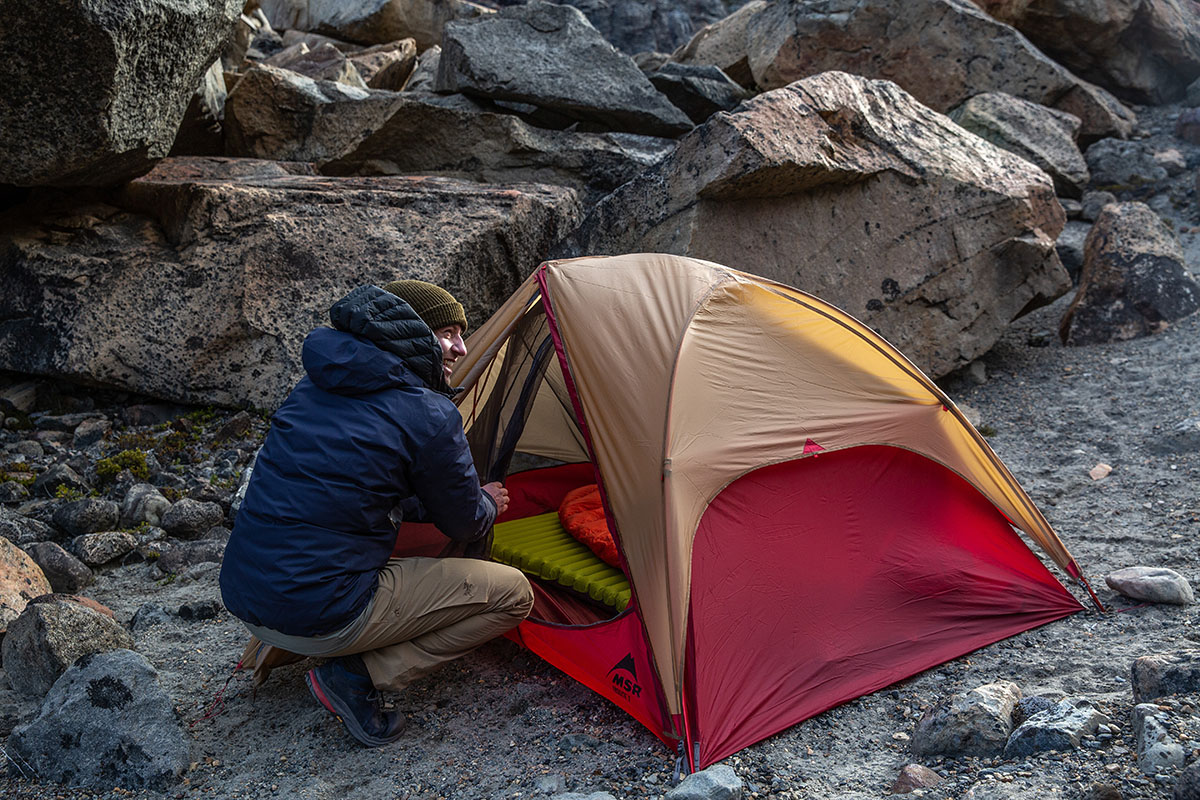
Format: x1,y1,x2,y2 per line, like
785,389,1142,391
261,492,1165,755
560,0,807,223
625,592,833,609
301,327,417,395
303,285,454,397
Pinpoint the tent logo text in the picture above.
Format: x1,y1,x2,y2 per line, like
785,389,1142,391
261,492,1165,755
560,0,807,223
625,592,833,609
607,654,642,699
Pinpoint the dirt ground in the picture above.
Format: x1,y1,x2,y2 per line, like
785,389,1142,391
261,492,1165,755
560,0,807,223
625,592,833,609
3,105,1200,800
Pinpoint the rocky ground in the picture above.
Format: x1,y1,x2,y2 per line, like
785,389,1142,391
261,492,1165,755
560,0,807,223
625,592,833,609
2,110,1200,800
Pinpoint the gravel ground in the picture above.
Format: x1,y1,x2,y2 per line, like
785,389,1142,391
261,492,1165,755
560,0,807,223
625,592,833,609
2,106,1200,800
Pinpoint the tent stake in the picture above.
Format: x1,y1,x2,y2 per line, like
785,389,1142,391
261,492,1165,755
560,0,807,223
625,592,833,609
680,686,698,776
1077,575,1107,613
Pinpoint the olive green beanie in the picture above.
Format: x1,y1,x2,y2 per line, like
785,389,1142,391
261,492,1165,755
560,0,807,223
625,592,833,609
381,279,468,333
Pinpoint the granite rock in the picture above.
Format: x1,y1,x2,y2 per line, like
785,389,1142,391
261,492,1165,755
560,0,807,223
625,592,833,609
21,541,93,594
1132,703,1185,775
0,506,57,546
224,63,404,164
1132,651,1200,702
1,600,135,697
744,0,1135,142
1106,566,1195,605
0,536,52,632
0,158,580,411
1004,697,1110,757
52,499,120,537
159,498,225,539
72,531,139,566
323,92,675,204
1061,202,1200,344
560,71,1069,379
259,0,491,51
664,764,744,800
950,92,1089,198
912,681,1022,757
0,0,240,186
437,2,693,137
8,649,187,791
119,483,172,529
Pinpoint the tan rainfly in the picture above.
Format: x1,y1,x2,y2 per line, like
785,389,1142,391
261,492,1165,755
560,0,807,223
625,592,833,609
453,253,1086,719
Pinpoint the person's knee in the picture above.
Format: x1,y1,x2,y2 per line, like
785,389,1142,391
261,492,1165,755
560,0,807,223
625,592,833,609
493,564,534,619
514,575,534,619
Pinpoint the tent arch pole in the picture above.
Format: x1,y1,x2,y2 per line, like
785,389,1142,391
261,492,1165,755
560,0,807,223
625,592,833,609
535,263,681,742
658,269,738,743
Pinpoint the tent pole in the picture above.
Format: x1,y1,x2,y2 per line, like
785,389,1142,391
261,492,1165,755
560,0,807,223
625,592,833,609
679,681,697,775
1068,559,1106,612
1076,575,1106,613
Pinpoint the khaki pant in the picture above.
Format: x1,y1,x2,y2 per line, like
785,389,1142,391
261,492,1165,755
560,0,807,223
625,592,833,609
243,558,533,691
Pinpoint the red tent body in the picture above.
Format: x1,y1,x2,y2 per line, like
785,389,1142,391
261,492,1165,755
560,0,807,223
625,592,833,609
395,255,1088,769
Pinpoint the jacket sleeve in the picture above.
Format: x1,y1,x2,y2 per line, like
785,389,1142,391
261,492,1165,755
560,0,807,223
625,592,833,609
406,413,497,542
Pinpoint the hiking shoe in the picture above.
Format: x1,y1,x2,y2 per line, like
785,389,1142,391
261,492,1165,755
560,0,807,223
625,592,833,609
306,656,405,747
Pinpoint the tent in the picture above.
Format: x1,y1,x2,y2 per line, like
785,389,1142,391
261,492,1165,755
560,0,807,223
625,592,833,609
393,253,1100,771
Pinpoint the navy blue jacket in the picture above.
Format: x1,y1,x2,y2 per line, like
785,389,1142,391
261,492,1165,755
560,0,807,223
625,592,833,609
219,286,495,636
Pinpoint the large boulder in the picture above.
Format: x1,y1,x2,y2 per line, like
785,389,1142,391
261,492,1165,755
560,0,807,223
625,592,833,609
647,62,751,125
323,92,675,204
0,0,241,186
347,39,418,90
0,158,580,410
0,536,51,632
549,0,757,56
437,3,694,138
949,93,1089,199
670,0,769,89
258,0,491,51
1060,202,1200,345
22,542,94,594
263,41,369,88
559,71,1071,379
52,499,120,537
973,0,1200,105
1085,138,1171,187
744,0,1136,142
0,506,57,546
8,649,188,792
159,498,223,539
2,599,135,697
224,64,405,164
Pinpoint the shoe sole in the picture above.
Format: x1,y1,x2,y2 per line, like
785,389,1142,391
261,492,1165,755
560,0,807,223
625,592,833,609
305,669,402,748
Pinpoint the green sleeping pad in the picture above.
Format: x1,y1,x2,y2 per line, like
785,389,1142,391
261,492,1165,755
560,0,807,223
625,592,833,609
491,512,631,611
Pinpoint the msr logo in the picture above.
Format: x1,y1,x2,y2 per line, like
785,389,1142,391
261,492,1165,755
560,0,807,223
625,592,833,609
607,653,642,699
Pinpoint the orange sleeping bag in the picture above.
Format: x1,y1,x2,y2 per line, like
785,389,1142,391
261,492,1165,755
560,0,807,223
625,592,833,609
557,484,620,567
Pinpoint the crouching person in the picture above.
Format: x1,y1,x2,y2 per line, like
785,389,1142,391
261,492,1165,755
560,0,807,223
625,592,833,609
219,280,534,747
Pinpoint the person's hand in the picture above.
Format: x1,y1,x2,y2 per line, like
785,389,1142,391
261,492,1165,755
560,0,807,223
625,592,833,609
482,481,510,516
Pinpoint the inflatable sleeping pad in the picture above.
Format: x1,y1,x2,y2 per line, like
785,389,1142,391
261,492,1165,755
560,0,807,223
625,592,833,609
491,512,631,610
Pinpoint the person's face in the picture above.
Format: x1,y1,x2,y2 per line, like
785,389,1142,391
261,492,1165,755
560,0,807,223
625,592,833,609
434,324,467,380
